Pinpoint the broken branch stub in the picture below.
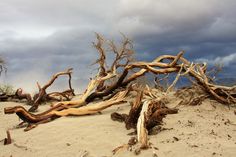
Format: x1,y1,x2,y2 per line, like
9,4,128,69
125,91,143,129
137,100,149,149
4,130,12,145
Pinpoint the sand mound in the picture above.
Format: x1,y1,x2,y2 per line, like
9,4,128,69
1,95,236,157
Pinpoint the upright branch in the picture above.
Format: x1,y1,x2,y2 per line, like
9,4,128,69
29,68,75,112
93,33,134,92
109,34,134,72
93,33,107,78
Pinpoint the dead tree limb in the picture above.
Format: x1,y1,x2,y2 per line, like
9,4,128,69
5,89,129,127
29,68,74,112
111,89,178,149
15,88,32,103
4,34,236,131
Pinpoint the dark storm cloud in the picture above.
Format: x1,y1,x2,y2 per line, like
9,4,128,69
0,0,236,92
113,0,236,78
0,28,99,92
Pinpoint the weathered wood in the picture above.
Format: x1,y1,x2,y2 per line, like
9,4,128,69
4,34,236,132
137,100,149,149
29,68,74,112
15,88,32,103
4,90,129,127
125,91,143,129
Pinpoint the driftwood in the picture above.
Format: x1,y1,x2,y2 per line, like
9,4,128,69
154,74,169,92
137,100,149,149
111,89,178,149
0,88,32,102
0,69,74,109
15,88,32,103
4,34,236,133
5,89,129,132
125,91,144,129
29,68,75,112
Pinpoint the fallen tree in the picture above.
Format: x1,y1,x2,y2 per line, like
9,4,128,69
0,68,75,109
4,34,236,149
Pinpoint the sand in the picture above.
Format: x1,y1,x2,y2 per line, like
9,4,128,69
1,97,236,157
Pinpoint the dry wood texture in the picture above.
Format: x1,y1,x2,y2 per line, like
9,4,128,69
111,88,178,149
4,34,236,135
28,68,75,112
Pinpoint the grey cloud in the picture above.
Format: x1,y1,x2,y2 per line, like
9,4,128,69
116,0,236,36
0,28,99,93
0,0,117,29
196,53,236,67
1,0,236,93
114,0,236,58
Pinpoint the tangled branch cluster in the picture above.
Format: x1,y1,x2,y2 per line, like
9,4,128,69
3,34,236,150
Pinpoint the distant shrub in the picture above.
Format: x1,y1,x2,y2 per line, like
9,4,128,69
0,56,7,75
0,84,15,95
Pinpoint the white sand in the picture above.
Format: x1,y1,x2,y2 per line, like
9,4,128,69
1,98,236,157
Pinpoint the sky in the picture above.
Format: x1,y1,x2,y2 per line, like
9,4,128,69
0,0,236,93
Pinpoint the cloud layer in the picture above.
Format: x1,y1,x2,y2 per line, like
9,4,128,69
0,0,236,93
197,53,236,66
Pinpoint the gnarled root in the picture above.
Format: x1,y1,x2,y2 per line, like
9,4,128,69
4,106,60,123
111,91,178,149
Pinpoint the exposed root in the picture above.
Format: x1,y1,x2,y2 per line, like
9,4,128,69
111,88,178,150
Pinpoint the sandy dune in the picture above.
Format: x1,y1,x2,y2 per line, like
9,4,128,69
1,97,236,157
